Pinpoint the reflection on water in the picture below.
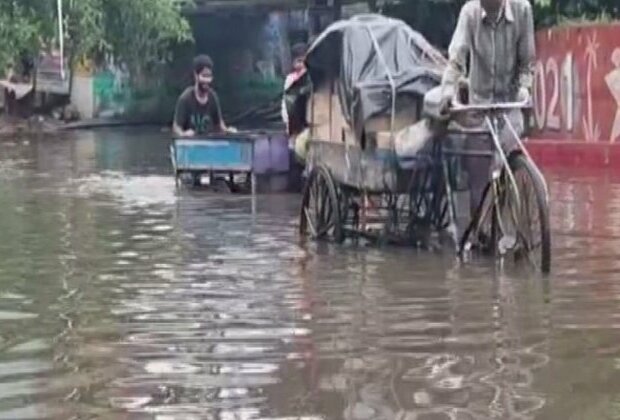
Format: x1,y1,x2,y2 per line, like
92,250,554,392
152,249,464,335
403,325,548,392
0,131,618,419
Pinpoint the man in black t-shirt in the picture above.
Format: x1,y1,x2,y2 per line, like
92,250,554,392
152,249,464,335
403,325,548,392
173,55,233,136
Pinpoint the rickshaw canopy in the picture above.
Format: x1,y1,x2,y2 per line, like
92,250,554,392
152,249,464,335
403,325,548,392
305,14,447,131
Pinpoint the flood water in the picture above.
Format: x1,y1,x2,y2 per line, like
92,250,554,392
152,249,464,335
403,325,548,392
0,129,619,419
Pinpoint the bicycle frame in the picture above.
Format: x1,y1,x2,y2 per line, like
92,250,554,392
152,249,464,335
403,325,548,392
443,101,549,255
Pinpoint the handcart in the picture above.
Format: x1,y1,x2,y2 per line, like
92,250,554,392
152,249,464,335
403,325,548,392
170,131,290,210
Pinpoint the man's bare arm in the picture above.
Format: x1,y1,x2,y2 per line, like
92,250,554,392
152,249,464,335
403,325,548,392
173,122,194,137
172,96,195,137
217,111,237,133
172,122,184,137
221,121,238,133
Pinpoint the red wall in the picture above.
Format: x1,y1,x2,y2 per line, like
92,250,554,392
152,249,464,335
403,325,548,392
532,24,620,144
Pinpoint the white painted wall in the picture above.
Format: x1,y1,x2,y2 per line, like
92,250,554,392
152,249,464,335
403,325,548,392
71,75,94,119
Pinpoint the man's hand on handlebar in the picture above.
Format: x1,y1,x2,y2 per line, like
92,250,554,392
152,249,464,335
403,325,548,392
517,87,531,104
439,92,454,118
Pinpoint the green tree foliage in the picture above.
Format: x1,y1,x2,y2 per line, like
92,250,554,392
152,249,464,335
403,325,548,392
380,0,467,50
531,0,620,27
97,0,193,78
0,0,193,78
0,1,54,72
379,0,619,49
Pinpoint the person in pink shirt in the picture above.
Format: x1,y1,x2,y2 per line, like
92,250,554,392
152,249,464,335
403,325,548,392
282,43,308,132
282,43,309,190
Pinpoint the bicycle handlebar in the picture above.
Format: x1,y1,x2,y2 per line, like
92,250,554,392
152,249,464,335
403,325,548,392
449,100,532,115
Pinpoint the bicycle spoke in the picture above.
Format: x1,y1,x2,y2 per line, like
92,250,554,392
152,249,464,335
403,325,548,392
475,193,494,239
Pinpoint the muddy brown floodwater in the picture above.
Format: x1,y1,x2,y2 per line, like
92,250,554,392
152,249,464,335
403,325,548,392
0,129,619,419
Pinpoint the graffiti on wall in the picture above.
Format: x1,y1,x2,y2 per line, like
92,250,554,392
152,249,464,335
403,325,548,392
261,12,290,79
533,25,620,143
606,48,620,143
93,62,131,118
230,11,289,110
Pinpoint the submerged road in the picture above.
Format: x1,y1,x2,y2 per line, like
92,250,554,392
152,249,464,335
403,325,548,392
0,129,618,419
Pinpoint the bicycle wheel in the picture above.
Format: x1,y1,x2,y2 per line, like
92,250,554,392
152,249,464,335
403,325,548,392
498,153,551,274
299,165,344,243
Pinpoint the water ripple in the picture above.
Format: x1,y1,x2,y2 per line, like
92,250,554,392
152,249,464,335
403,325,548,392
0,135,618,418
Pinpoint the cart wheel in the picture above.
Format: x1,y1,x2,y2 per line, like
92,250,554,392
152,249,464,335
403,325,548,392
299,165,344,243
501,153,551,274
407,162,450,242
211,178,233,193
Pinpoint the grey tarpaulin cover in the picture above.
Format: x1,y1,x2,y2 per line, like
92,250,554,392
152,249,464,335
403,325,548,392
303,14,447,136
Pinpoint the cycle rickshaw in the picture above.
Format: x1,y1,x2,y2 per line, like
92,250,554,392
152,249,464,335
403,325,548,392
289,15,551,274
